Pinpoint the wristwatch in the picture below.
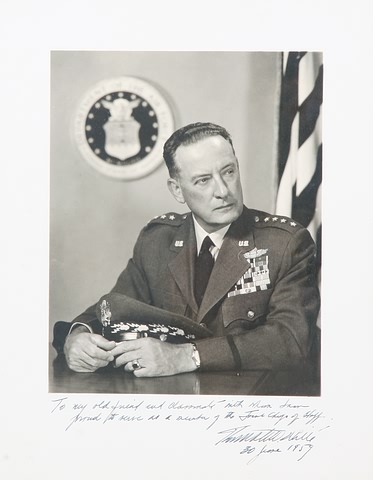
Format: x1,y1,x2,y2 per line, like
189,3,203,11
191,343,201,369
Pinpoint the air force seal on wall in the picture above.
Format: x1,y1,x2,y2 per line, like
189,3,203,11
73,77,174,180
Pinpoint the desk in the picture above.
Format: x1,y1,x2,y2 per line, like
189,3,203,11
49,346,319,396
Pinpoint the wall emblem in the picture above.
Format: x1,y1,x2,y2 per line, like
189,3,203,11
73,77,174,180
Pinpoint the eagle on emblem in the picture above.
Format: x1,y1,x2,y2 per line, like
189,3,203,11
101,98,141,161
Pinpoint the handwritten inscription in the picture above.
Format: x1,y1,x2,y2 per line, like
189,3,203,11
50,396,331,465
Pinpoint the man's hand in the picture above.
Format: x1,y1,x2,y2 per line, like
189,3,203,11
110,337,197,377
64,328,116,372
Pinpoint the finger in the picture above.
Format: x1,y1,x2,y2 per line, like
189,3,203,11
65,334,113,372
66,347,113,370
123,362,134,372
114,351,142,369
78,348,113,369
68,361,96,373
69,359,110,373
66,353,97,372
81,355,111,371
90,335,117,351
110,340,141,358
85,344,115,362
133,367,151,378
127,363,145,374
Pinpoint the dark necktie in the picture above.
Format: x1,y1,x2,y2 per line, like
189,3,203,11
194,236,215,307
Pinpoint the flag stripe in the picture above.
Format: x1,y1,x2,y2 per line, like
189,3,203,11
315,224,322,269
277,52,306,181
275,112,299,217
275,50,323,260
276,51,323,330
296,104,322,196
307,182,322,246
298,52,323,105
299,64,323,147
291,143,322,226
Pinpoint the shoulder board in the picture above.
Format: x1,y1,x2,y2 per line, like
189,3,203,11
252,214,304,232
146,212,189,227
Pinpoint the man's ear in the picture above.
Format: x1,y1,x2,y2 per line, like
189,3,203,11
167,178,185,204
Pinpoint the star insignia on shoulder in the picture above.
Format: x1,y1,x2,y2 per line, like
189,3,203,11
147,212,189,228
253,213,301,232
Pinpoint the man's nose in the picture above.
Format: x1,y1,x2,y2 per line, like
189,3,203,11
213,176,229,199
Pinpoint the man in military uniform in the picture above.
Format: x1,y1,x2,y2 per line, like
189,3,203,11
60,122,320,377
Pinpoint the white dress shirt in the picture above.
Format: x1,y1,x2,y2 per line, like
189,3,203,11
192,215,230,261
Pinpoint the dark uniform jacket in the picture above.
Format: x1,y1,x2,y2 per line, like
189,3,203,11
66,206,320,372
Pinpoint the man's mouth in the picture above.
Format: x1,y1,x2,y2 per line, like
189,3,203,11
214,203,234,211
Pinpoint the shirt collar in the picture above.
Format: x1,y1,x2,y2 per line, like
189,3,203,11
192,215,230,254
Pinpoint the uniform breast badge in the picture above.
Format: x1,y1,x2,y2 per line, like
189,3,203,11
100,299,112,326
228,247,271,297
244,247,268,259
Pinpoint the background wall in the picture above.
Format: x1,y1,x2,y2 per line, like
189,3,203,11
49,51,281,338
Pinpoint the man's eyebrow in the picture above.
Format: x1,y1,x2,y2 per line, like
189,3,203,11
190,172,211,182
220,161,236,170
189,162,237,182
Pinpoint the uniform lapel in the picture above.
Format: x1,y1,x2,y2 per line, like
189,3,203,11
167,214,199,315
197,207,255,322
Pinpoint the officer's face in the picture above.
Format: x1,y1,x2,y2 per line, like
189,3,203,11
168,135,244,233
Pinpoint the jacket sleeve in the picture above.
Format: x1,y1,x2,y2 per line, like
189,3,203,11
195,227,320,371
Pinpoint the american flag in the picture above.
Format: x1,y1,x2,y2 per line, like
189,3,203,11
276,52,323,276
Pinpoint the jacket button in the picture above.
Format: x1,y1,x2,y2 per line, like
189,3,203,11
247,310,255,319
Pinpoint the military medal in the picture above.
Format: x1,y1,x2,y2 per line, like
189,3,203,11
228,248,271,297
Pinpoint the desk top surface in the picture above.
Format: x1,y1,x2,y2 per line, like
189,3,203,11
49,347,320,397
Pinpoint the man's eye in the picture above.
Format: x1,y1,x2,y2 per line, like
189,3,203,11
197,178,208,185
225,168,235,176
